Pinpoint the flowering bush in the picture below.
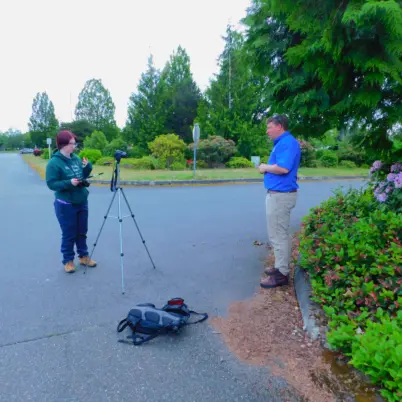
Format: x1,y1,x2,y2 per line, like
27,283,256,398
369,160,402,212
299,187,402,401
297,139,316,167
188,136,237,167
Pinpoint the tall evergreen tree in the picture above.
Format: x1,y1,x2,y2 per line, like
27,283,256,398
197,25,269,157
244,0,402,158
28,92,59,147
160,46,201,143
75,78,118,141
125,55,166,151
60,119,96,144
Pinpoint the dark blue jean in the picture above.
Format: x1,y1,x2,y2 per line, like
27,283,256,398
54,200,89,264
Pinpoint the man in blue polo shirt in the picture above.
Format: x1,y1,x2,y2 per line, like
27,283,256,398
258,115,301,289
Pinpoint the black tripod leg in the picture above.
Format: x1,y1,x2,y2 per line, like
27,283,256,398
120,188,156,269
84,189,118,275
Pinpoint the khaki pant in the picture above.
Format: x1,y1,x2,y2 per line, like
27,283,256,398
265,192,297,276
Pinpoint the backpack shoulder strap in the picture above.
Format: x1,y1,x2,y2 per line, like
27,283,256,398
187,310,208,325
117,318,129,332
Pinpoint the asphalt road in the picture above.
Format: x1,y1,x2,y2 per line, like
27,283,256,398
0,153,365,402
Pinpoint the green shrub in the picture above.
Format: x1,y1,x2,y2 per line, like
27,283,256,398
188,160,208,169
83,130,108,151
226,157,254,168
96,157,114,165
299,187,402,400
78,149,102,164
339,160,357,168
188,135,237,167
120,156,157,170
127,146,146,159
41,149,50,160
319,150,338,167
349,311,402,402
103,138,128,157
169,161,186,170
298,139,317,167
148,134,186,168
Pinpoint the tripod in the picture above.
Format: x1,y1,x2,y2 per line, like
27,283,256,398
85,156,156,294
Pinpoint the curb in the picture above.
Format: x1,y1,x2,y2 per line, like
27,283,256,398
20,157,368,187
88,175,368,187
293,265,320,341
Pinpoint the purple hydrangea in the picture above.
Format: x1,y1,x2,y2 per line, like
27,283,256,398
391,163,402,173
395,172,402,189
370,160,383,173
376,192,388,202
387,173,396,182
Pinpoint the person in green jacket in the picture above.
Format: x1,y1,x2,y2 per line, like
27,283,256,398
46,130,97,273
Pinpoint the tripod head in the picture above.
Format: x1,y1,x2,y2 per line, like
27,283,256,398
114,150,127,163
110,150,127,192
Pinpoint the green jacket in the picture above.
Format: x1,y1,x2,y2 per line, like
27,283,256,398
46,151,93,204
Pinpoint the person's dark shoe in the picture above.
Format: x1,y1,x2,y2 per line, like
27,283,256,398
264,266,279,276
260,270,289,288
79,256,97,267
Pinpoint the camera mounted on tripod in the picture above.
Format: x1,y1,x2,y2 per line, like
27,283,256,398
114,150,127,163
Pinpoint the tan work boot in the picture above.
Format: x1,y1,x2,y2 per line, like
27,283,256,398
64,261,76,273
79,255,97,267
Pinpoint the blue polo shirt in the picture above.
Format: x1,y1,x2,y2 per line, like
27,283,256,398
264,131,301,192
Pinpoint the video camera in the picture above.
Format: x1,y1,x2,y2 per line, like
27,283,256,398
77,179,90,188
115,150,127,163
77,173,104,188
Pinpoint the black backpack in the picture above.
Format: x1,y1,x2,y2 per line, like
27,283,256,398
117,298,208,345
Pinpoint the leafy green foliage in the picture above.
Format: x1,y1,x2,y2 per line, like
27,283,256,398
169,161,186,170
226,156,254,168
188,135,237,167
41,148,50,160
243,0,402,153
59,120,96,144
299,186,402,400
96,157,114,166
125,55,166,151
28,92,59,147
83,130,108,151
339,160,357,169
298,139,316,167
148,134,186,168
121,156,158,170
103,138,128,157
349,311,402,402
319,150,338,167
75,79,118,139
196,26,268,157
78,149,102,164
159,46,201,143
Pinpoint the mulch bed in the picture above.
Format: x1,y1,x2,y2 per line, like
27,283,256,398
211,235,379,402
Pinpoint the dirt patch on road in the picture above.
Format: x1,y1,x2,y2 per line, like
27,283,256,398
211,235,336,402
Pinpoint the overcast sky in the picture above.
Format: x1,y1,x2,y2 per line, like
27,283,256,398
0,0,251,133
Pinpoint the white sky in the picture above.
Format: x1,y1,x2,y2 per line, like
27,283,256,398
0,0,251,133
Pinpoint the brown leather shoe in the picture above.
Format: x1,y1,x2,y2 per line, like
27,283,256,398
260,270,289,288
79,256,97,267
64,261,76,273
264,266,279,275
